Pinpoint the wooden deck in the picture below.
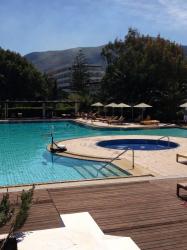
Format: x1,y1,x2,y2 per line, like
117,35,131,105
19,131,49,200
1,178,187,249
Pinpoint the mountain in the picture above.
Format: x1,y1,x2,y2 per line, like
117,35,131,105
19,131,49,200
25,45,187,73
25,46,106,73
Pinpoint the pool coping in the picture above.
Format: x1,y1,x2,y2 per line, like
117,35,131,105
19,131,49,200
73,118,181,130
0,117,184,129
48,135,181,161
47,134,187,179
0,118,186,133
2,174,187,193
47,135,168,178
96,138,179,150
0,118,73,124
0,174,155,192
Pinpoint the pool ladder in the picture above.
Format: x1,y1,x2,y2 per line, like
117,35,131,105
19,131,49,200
100,148,135,171
157,136,170,146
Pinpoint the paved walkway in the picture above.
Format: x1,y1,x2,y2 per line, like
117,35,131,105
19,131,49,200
55,135,187,178
75,118,174,129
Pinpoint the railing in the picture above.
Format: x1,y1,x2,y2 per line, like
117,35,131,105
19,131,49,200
50,131,67,152
157,136,170,146
100,148,135,171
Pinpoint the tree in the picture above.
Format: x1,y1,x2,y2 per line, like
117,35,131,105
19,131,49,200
68,91,93,112
71,50,90,92
0,48,56,101
101,28,187,120
43,74,58,100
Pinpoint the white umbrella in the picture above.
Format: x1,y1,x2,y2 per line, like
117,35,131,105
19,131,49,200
105,102,118,107
91,102,104,107
180,102,187,108
117,103,131,115
105,103,118,115
134,102,152,108
91,102,103,113
180,103,187,122
134,102,152,120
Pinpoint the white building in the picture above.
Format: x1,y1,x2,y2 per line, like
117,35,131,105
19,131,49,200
48,64,105,94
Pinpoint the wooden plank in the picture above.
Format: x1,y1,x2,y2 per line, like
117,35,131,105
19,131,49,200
48,179,187,250
1,178,187,249
0,190,62,234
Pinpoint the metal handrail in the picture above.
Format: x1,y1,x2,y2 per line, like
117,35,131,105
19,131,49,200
50,132,67,152
157,136,170,146
99,148,135,171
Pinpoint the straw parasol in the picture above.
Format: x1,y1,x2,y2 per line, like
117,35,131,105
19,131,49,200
134,102,152,120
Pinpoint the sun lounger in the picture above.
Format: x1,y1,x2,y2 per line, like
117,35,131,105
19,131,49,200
17,112,23,118
61,212,104,238
107,116,119,124
108,116,124,125
97,116,117,123
101,236,140,250
88,112,97,120
98,116,112,122
176,152,187,162
111,117,125,124
95,114,109,121
50,142,67,153
177,182,187,199
140,120,159,125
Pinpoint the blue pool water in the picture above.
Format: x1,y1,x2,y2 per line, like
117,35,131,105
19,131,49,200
97,139,179,151
0,121,186,186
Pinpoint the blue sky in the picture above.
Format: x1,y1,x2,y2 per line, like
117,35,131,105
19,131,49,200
1,0,187,55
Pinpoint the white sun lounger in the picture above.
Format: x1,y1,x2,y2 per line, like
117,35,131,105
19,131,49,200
99,236,141,250
60,212,104,238
61,212,140,250
16,212,140,250
17,228,74,250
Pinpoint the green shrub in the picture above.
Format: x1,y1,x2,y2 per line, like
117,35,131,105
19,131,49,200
13,186,34,231
0,193,14,227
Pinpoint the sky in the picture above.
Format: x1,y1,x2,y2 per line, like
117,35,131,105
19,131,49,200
1,0,187,55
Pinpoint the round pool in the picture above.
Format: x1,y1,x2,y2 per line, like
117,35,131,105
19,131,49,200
97,139,179,151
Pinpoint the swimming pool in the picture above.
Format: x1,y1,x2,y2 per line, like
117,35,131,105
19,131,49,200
97,139,179,151
0,121,186,187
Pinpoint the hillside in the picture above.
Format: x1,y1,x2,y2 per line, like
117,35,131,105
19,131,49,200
25,46,106,73
25,45,187,73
